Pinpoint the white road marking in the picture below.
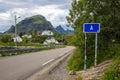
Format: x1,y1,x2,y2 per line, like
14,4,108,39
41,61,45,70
42,59,55,66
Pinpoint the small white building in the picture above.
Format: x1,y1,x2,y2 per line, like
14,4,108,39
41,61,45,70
43,37,59,45
22,34,32,38
13,36,22,42
41,30,54,36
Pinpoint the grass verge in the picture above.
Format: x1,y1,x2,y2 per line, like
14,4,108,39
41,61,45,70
103,45,120,80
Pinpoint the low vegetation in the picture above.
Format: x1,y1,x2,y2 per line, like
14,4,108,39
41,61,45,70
103,45,120,80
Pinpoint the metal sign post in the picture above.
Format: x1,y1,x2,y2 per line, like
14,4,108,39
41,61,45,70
95,33,98,67
83,23,100,70
84,33,87,70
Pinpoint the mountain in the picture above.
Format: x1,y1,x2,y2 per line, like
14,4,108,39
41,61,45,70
55,25,65,34
0,32,3,34
55,25,74,34
5,15,56,34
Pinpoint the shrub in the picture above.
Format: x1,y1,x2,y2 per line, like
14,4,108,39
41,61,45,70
103,45,120,80
67,48,84,71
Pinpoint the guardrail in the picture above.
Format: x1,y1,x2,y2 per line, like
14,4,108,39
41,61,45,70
0,45,66,57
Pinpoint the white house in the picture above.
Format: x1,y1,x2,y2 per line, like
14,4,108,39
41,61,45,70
41,30,54,36
43,37,59,45
22,34,32,38
13,36,22,42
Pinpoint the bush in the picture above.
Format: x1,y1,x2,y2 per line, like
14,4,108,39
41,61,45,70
0,35,12,43
67,48,84,71
103,59,120,80
103,45,120,80
31,35,48,43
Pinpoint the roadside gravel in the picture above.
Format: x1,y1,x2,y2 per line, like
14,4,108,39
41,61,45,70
43,54,73,80
42,56,112,80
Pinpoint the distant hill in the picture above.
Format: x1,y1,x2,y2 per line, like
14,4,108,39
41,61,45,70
5,15,56,34
55,25,74,34
0,32,3,35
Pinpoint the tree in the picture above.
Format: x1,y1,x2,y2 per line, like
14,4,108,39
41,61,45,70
0,35,12,43
19,32,23,37
31,35,48,43
67,0,120,71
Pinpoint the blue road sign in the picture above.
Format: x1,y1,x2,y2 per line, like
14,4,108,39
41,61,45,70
83,23,100,33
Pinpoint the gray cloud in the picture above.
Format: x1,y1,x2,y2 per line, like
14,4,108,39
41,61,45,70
0,0,71,11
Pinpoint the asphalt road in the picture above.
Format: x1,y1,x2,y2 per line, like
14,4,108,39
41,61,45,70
0,46,75,80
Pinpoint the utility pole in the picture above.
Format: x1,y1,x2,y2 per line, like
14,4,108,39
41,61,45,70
15,15,17,48
14,15,20,48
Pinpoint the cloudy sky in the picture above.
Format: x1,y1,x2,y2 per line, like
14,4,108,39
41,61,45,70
0,0,73,32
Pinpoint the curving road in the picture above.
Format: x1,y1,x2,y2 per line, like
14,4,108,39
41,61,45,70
0,46,75,80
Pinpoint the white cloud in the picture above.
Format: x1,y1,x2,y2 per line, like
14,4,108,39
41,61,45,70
0,8,30,32
31,5,69,26
0,12,12,31
4,1,26,5
0,12,11,20
2,5,69,27
0,0,72,32
0,0,3,2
